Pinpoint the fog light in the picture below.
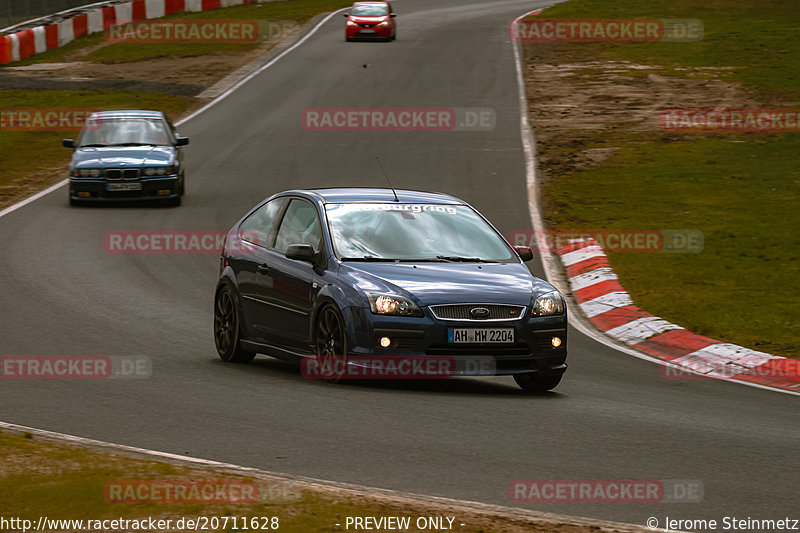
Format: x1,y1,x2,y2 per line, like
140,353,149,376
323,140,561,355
551,337,562,348
379,336,391,348
157,189,171,195
77,192,90,198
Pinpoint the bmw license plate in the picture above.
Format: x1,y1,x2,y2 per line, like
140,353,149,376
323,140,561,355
448,328,514,344
360,29,376,33
107,183,142,191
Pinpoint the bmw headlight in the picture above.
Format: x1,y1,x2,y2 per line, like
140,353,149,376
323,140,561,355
366,292,423,317
531,290,565,316
144,166,173,176
72,169,101,177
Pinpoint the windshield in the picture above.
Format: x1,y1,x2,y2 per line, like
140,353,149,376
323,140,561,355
351,4,388,16
77,116,172,147
326,203,515,262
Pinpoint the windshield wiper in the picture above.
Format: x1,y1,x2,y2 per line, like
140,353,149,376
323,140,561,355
435,255,500,263
340,256,399,262
78,143,109,147
110,142,156,146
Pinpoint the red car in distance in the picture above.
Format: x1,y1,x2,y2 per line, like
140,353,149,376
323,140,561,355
344,1,396,42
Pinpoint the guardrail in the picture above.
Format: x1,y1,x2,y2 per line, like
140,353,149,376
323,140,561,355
0,0,257,64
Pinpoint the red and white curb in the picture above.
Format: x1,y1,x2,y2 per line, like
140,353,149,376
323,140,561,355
557,238,799,391
0,0,253,65
511,9,799,395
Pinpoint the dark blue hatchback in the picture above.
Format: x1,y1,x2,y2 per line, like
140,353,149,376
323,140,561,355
214,188,567,392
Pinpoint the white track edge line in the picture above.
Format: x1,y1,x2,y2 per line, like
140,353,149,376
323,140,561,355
510,8,799,398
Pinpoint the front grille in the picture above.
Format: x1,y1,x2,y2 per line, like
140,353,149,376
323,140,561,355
361,24,375,28
106,169,140,180
429,304,526,322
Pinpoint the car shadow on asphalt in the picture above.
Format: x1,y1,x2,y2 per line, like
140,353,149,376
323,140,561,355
210,356,566,399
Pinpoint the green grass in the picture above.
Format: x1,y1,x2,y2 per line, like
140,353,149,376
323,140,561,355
536,0,800,100
0,431,505,533
531,0,800,357
546,134,800,356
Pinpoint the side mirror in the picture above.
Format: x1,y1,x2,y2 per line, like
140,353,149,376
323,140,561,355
390,13,396,17
343,12,349,17
176,137,189,146
62,139,75,148
513,245,534,262
285,244,316,264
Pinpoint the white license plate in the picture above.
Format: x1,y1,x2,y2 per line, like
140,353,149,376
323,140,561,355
448,328,514,344
360,29,376,33
107,183,142,191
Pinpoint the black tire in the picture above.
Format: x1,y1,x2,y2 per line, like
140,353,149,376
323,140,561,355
313,305,348,383
514,373,561,393
214,284,255,363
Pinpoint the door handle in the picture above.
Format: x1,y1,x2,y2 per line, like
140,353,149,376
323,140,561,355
257,264,270,274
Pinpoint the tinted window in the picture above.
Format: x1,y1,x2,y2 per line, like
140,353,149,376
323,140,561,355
351,4,388,16
325,203,514,261
274,199,322,254
240,198,286,248
78,116,172,147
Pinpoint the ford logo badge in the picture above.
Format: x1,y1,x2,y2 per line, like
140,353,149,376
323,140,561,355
470,307,490,318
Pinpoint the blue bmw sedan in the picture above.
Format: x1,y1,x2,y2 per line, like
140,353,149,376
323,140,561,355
63,110,189,206
214,188,567,392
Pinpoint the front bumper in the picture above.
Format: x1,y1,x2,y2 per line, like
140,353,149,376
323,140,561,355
346,26,392,39
69,176,179,201
345,307,568,377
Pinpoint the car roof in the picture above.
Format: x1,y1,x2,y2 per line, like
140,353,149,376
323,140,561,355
88,110,164,120
353,1,389,5
301,188,463,205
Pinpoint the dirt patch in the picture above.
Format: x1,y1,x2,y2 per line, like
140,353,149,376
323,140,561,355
521,43,765,222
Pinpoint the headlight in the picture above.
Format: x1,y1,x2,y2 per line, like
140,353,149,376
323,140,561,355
75,169,100,177
366,292,423,317
531,290,565,316
346,20,358,26
377,21,389,26
144,166,173,176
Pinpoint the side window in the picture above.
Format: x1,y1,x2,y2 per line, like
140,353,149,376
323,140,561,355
274,199,322,254
240,198,286,248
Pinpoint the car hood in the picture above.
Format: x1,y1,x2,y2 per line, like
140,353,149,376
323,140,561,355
350,15,389,24
337,261,556,306
70,146,175,168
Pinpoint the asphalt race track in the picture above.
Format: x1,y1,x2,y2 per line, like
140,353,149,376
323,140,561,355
1,0,798,527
